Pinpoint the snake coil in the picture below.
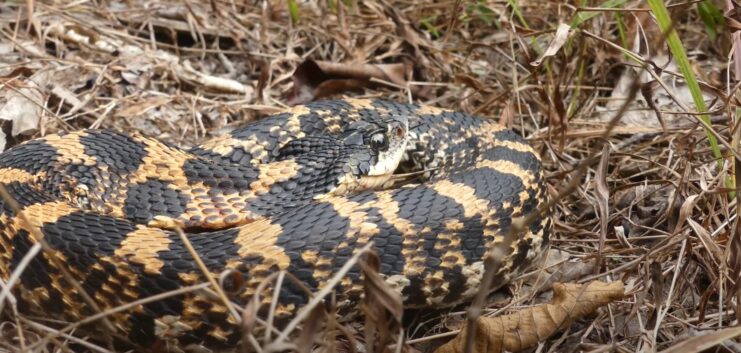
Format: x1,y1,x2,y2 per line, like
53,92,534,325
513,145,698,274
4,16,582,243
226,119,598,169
0,99,550,349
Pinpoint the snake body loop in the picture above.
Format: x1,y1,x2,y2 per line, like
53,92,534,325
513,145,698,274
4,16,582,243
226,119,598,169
0,99,550,349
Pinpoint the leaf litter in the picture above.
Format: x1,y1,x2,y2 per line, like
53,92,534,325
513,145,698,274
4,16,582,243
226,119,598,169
0,0,740,352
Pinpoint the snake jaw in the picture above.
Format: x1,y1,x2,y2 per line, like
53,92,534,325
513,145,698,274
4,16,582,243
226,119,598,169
324,118,410,196
398,130,443,181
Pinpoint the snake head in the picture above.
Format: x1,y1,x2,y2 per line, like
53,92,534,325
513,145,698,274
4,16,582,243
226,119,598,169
276,115,409,196
332,115,409,193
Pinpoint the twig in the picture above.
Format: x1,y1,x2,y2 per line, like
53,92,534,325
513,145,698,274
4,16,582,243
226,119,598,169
268,242,375,347
175,227,241,323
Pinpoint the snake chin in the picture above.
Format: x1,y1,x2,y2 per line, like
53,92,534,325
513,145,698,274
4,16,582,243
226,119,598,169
326,116,411,196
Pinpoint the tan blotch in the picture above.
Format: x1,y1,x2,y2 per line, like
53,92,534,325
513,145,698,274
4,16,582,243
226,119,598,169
235,220,290,270
249,159,301,195
115,227,172,275
374,192,430,277
44,132,97,166
13,201,78,230
415,104,449,115
430,180,488,219
492,139,539,155
0,167,37,184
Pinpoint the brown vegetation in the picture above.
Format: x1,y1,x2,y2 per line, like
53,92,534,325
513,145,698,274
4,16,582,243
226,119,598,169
0,0,739,352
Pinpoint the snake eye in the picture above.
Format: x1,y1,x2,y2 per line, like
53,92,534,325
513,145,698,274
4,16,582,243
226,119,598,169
369,132,388,152
394,126,405,138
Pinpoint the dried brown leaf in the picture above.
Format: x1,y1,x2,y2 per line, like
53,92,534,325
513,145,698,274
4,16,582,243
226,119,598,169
530,23,571,67
595,144,610,273
523,249,598,293
674,195,700,234
115,96,174,118
435,281,625,353
688,219,725,267
286,59,410,105
360,251,403,353
498,99,515,127
296,304,327,353
0,67,34,85
454,74,490,94
0,68,52,151
173,60,252,95
377,0,435,72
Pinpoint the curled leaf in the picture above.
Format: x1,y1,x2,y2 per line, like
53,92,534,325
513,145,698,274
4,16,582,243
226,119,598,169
286,59,410,105
360,251,403,353
0,68,52,151
530,23,572,67
436,281,625,353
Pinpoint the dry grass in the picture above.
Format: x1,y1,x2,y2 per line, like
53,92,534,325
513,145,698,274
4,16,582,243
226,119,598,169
0,0,739,352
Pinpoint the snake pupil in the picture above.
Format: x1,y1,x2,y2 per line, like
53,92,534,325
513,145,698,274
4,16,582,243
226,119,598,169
370,132,389,151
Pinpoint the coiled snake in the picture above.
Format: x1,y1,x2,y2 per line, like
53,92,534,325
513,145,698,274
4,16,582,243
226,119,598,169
0,99,550,349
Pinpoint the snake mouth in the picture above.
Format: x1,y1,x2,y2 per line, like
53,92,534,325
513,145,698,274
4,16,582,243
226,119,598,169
353,147,437,192
393,132,440,184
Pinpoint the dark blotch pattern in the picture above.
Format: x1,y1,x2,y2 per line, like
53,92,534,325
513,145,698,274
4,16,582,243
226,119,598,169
363,206,404,275
181,157,258,193
123,179,191,225
484,145,541,174
0,182,55,218
41,211,134,272
448,167,523,215
11,230,53,292
243,136,375,218
79,130,146,174
492,129,527,143
274,201,352,305
0,139,59,173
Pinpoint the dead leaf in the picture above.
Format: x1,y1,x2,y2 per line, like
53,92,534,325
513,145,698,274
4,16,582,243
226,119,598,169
360,250,403,353
687,219,725,268
454,74,491,94
522,249,598,294
0,68,52,151
595,144,610,273
0,67,35,85
114,96,173,118
498,99,515,127
295,304,327,353
674,195,700,234
173,60,253,95
530,23,571,67
435,281,625,353
286,59,410,105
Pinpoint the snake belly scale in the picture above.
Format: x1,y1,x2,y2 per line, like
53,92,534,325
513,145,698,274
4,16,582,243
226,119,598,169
0,99,550,349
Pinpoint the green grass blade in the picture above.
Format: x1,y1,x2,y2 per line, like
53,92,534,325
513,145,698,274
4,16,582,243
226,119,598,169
646,0,723,166
507,0,529,29
287,0,300,23
697,0,724,41
571,0,627,28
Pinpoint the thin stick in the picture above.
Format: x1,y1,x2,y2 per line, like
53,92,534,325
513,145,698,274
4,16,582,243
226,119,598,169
21,318,117,353
0,242,42,315
175,227,241,323
264,270,286,342
269,242,375,346
26,283,210,351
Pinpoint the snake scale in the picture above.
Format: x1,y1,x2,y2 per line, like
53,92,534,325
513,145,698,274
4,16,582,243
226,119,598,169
0,99,550,350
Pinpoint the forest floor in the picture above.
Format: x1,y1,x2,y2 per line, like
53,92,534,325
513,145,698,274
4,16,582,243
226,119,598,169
0,0,739,352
